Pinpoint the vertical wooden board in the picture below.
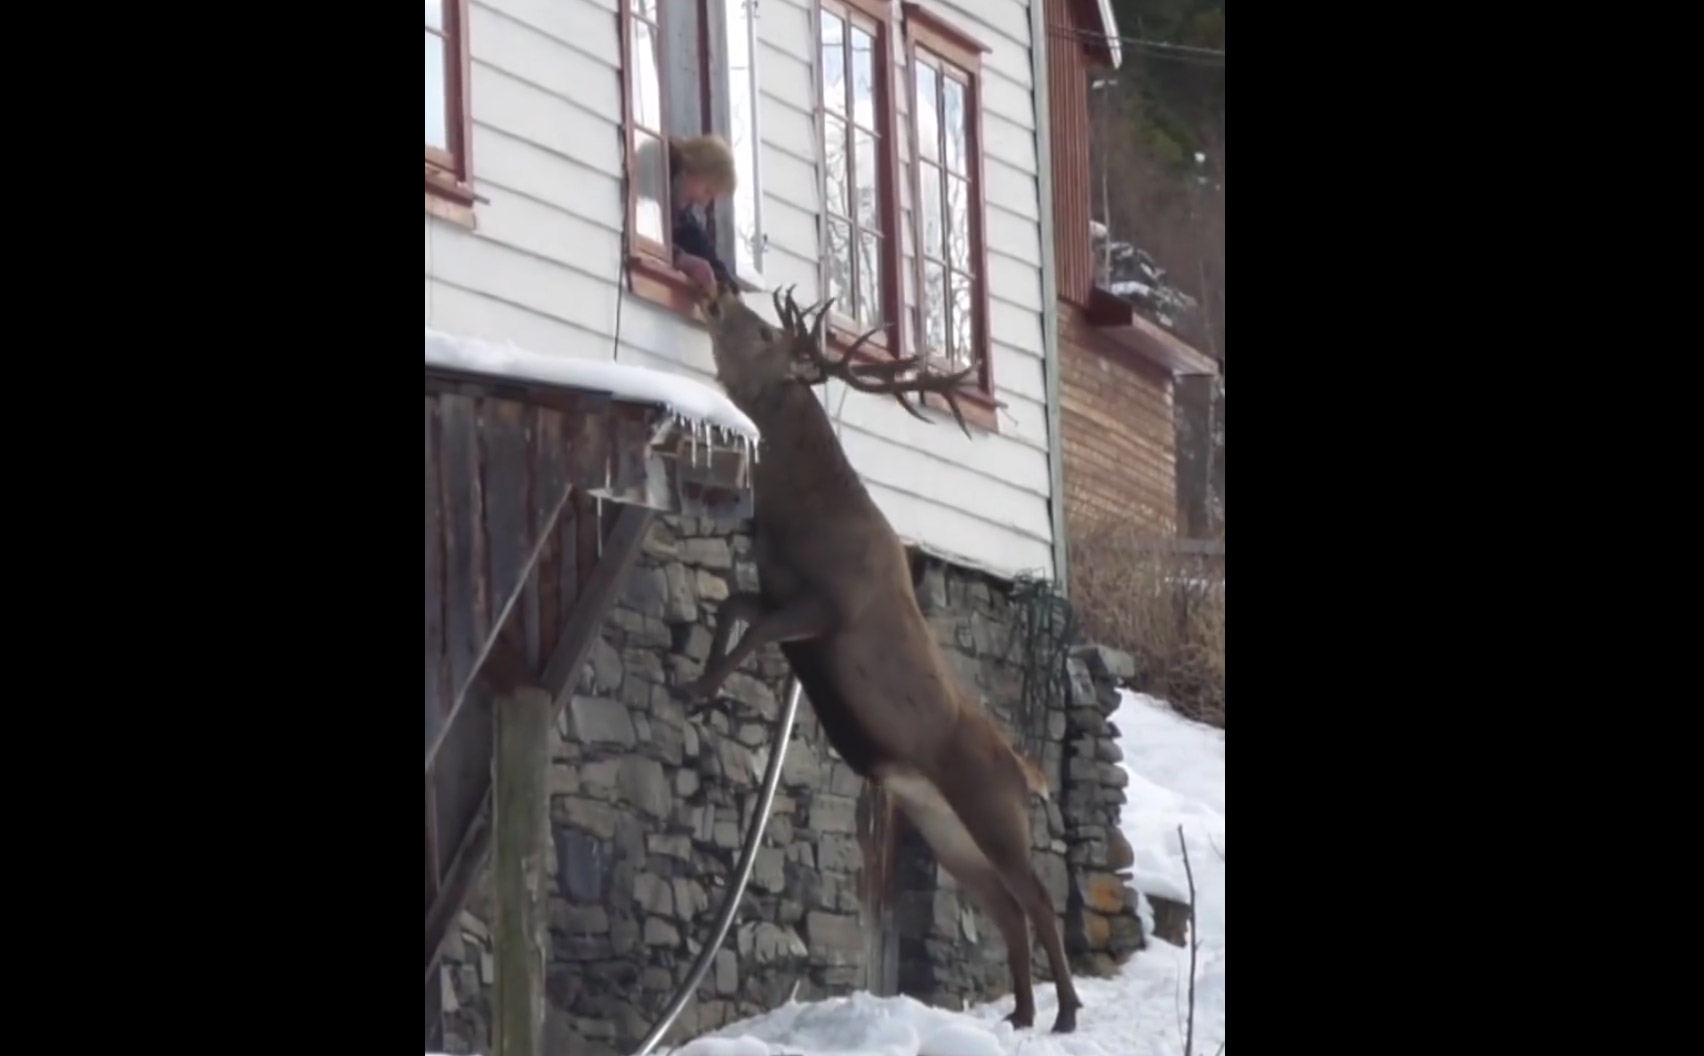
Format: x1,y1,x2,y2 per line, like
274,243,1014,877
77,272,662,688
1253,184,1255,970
529,407,570,668
426,397,447,757
576,491,603,604
439,394,487,706
484,398,532,629
492,686,552,1056
426,770,442,909
560,493,585,617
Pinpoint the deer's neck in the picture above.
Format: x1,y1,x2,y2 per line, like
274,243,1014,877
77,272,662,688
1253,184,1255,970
732,381,875,520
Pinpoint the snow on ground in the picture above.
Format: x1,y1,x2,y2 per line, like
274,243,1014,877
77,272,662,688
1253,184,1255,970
670,690,1225,1056
425,691,1223,1056
424,327,759,440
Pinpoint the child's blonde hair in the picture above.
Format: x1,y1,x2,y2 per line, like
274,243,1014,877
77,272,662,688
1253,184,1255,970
671,134,738,196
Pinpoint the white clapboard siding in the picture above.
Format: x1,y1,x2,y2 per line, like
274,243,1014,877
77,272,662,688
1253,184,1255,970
424,0,1056,580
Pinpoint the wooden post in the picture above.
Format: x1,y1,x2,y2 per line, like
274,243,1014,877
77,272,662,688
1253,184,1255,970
493,685,552,1056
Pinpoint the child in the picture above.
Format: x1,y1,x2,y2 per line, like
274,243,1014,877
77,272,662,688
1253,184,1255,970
666,135,739,295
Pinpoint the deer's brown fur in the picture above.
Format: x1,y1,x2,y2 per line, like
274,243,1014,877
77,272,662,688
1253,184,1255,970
676,286,1083,1033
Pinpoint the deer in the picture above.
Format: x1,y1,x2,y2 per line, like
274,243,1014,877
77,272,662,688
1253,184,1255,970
672,285,1084,1034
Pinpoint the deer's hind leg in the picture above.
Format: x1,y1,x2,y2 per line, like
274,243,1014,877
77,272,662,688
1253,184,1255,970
952,866,1038,1029
885,774,1038,1029
938,779,1083,1034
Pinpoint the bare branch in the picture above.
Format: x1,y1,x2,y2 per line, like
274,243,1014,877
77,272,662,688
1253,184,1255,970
1178,824,1199,1056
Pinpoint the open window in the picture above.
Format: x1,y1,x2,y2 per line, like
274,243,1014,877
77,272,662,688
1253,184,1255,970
621,0,769,314
817,0,903,355
425,0,476,226
903,3,997,430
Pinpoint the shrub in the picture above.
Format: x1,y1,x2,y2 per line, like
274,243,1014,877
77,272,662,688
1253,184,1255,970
1070,522,1225,727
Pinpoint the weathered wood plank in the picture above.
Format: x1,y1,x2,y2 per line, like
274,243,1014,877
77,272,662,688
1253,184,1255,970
425,770,441,910
492,686,552,1056
426,397,446,757
426,785,492,981
543,503,652,707
484,399,532,629
439,394,487,713
530,406,570,668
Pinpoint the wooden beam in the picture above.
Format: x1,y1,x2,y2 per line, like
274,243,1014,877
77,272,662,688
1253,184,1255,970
426,474,574,773
492,685,551,1056
424,501,653,984
540,503,653,707
426,787,491,983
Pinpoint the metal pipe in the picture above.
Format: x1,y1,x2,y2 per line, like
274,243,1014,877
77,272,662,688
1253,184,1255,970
630,677,805,1056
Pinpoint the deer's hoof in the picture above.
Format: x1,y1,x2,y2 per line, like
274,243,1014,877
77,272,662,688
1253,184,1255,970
1049,1007,1079,1035
1003,1010,1034,1031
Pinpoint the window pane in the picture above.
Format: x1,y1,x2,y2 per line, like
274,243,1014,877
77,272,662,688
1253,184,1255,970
947,175,970,270
949,271,974,367
631,19,663,131
632,0,657,19
425,0,442,31
854,128,879,229
857,231,884,329
826,218,854,312
916,64,939,162
923,260,947,356
820,12,845,115
425,32,448,151
943,76,967,176
634,132,668,242
920,162,944,261
823,114,849,217
728,0,762,277
850,26,876,130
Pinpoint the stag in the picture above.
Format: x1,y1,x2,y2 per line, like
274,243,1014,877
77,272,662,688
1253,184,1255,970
674,286,1083,1033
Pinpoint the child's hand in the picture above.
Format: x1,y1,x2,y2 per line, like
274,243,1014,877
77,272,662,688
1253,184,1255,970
673,251,717,293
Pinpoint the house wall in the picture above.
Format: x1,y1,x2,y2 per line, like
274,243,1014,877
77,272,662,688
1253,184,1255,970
1058,312,1177,536
423,0,1057,580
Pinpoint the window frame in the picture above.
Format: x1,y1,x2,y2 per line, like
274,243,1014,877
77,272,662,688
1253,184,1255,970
711,1,768,289
425,0,477,228
901,2,997,431
815,0,907,358
619,0,768,317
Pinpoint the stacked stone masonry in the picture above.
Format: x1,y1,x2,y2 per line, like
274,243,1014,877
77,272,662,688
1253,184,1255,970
429,515,1169,1055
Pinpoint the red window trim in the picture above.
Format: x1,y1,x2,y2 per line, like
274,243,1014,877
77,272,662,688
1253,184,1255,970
619,0,721,319
818,0,907,359
902,3,997,432
425,0,477,222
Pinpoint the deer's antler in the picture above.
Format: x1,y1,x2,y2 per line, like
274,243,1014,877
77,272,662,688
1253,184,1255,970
770,285,979,439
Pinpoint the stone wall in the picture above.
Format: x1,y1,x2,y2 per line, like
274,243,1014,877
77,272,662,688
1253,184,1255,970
428,516,1152,1054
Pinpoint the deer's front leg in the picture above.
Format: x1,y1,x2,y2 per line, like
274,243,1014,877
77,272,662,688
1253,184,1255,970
675,593,834,704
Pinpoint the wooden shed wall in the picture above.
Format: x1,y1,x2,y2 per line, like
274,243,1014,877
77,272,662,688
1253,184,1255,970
1047,0,1097,307
1058,311,1177,536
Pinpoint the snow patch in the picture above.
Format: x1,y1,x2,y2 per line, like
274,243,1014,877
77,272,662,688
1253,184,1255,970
424,326,759,441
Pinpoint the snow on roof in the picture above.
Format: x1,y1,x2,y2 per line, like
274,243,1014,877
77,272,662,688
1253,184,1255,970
424,327,758,441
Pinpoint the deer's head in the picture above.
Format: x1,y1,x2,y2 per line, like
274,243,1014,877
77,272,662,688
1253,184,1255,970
697,285,801,398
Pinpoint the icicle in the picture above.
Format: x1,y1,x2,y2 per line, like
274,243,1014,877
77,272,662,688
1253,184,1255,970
596,496,605,558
